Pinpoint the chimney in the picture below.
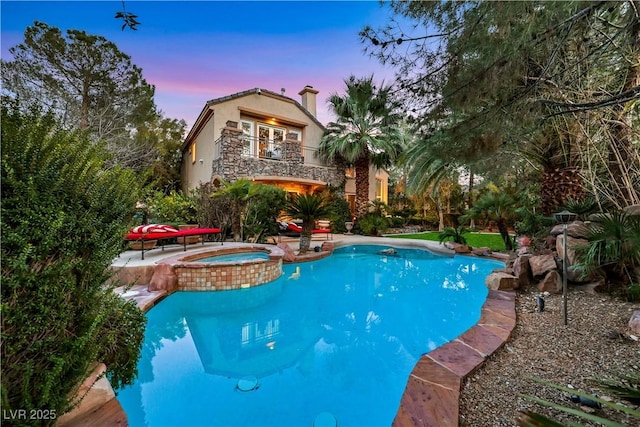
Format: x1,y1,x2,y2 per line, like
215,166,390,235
298,85,319,117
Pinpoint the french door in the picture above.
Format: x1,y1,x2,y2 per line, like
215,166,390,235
258,124,285,158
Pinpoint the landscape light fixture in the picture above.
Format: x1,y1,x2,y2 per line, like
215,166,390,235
554,210,578,326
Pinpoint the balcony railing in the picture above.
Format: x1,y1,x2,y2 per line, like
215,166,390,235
214,135,329,166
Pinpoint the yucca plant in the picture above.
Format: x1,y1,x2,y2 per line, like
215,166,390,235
518,368,640,426
573,211,640,298
438,225,469,245
285,193,332,254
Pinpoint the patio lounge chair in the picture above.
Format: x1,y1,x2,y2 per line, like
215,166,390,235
125,224,222,259
279,222,332,241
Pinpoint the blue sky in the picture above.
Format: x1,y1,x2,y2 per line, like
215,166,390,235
1,1,400,126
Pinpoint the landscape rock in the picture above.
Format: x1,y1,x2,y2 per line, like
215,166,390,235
512,254,533,287
277,242,297,262
453,243,472,254
149,263,177,292
472,246,493,256
537,270,562,293
556,234,589,266
485,272,519,290
550,221,588,238
629,310,640,335
545,235,557,250
529,254,557,278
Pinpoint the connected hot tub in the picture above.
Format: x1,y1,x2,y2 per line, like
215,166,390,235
166,245,284,291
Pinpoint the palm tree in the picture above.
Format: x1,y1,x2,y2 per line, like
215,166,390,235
285,193,332,254
438,226,469,245
319,75,402,220
465,192,519,251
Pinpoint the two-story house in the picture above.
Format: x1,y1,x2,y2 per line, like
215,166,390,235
181,86,388,215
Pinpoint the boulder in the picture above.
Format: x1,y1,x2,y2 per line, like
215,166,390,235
472,246,493,256
556,234,589,266
277,242,297,262
513,254,533,287
149,263,177,292
574,277,606,293
529,254,557,278
628,310,640,335
492,267,514,275
321,241,335,253
537,270,562,293
550,221,588,238
566,221,589,238
453,243,472,254
485,272,519,290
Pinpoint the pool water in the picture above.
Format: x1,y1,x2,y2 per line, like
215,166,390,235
117,245,502,427
196,252,270,263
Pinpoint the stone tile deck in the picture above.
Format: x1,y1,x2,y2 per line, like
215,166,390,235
393,289,516,426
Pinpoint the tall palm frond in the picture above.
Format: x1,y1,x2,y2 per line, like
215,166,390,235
319,75,402,219
285,193,332,253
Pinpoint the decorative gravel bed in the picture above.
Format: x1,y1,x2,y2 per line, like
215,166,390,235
459,286,639,426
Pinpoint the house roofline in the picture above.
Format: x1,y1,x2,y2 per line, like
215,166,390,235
209,88,325,130
182,87,325,151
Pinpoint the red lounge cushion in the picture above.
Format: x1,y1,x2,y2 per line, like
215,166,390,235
177,227,222,236
284,223,329,234
131,224,178,234
125,227,222,241
287,223,303,233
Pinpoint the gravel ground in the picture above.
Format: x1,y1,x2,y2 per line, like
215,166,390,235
459,286,639,426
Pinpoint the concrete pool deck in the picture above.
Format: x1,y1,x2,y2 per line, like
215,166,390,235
81,234,515,427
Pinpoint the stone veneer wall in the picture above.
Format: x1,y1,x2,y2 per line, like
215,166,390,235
212,122,344,186
174,259,282,291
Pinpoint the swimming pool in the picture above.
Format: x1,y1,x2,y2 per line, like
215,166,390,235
117,245,502,426
196,252,271,263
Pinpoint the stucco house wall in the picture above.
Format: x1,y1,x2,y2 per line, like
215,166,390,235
181,86,389,212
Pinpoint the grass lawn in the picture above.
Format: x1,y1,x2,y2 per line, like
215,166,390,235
388,231,509,252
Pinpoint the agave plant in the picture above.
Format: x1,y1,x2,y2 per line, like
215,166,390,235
438,226,469,245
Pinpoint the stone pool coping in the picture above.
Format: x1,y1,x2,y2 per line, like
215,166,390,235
95,238,514,427
393,289,516,426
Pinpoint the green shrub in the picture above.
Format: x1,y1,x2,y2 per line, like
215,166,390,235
563,197,601,221
146,190,197,225
1,101,146,421
514,207,554,238
627,284,640,302
358,213,389,236
390,217,406,228
324,189,352,233
244,184,287,242
574,211,640,288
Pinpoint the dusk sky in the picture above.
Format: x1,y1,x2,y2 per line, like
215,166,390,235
1,1,401,127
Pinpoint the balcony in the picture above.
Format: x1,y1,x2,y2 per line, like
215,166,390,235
214,134,328,167
211,123,342,188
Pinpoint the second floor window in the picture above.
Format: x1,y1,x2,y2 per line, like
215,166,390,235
241,120,254,157
258,124,285,159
